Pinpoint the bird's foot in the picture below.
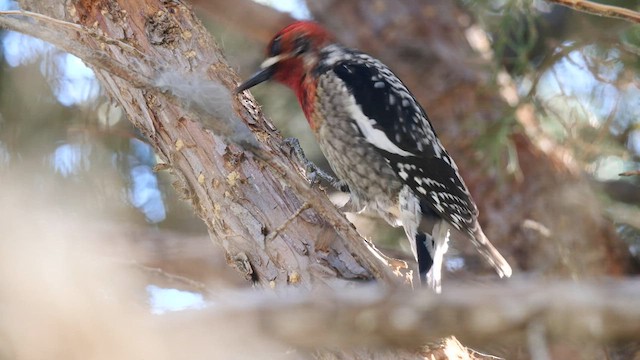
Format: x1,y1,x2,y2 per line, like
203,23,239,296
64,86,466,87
283,137,349,192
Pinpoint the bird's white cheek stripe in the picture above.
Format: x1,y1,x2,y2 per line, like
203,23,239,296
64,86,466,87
261,55,286,69
346,97,415,157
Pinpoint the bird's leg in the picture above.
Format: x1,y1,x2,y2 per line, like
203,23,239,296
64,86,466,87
283,138,349,192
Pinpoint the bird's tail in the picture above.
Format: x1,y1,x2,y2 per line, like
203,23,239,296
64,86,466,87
471,225,512,278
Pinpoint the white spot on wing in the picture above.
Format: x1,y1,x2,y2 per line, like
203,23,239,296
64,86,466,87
431,193,444,212
425,178,446,188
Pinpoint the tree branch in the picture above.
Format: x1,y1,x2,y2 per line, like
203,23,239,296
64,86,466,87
9,0,409,292
0,10,153,88
200,279,640,351
619,170,640,177
545,0,640,24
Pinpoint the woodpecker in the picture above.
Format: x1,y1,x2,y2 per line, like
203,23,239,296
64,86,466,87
236,21,512,291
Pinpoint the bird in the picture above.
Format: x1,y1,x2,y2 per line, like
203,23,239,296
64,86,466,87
235,21,512,291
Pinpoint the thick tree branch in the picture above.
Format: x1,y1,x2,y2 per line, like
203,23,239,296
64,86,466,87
9,0,411,292
545,0,640,24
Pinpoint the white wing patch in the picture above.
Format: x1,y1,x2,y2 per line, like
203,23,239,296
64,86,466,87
319,44,448,160
344,94,416,157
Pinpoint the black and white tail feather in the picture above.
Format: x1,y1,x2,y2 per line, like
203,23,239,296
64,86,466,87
322,45,512,291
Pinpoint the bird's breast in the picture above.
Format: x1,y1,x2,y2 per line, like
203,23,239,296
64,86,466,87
312,75,403,212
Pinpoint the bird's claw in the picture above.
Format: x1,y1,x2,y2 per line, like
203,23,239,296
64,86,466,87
283,137,349,192
331,180,350,193
305,168,320,186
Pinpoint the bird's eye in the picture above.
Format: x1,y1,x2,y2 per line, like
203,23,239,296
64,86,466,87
269,35,282,56
294,37,310,55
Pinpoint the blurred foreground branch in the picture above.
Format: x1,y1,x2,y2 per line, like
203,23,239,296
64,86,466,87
546,0,640,24
205,279,640,350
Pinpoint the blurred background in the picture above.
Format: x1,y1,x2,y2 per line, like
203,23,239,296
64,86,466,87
1,0,639,358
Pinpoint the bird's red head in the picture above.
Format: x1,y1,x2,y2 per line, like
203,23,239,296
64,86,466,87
236,21,333,118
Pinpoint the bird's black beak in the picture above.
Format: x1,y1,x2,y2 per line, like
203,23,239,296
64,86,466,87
235,66,275,94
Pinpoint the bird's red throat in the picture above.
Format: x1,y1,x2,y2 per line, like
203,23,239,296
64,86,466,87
273,58,318,130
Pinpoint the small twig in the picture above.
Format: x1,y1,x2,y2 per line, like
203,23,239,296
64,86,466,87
619,170,640,177
546,0,640,24
265,202,312,243
468,348,505,360
130,262,214,296
526,41,585,99
103,256,214,295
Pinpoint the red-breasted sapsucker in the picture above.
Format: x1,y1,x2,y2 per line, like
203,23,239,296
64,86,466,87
236,21,512,291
